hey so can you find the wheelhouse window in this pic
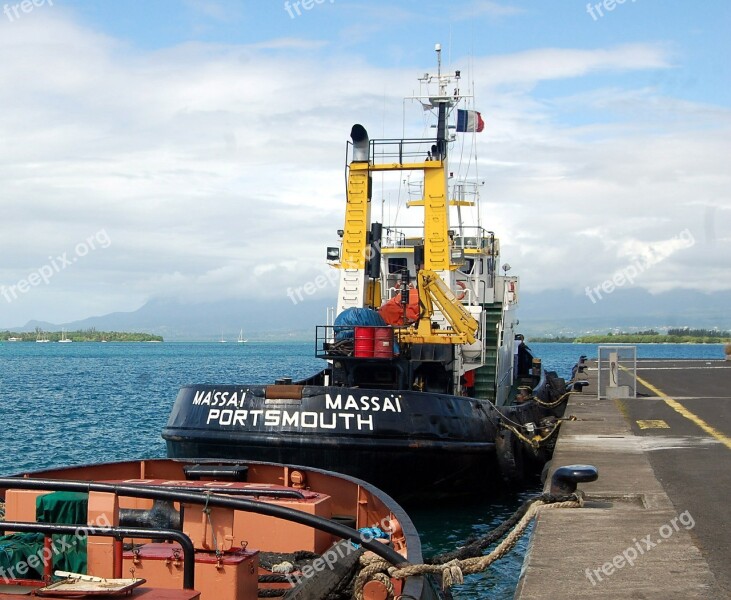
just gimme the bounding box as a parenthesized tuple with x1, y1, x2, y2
(388, 258, 409, 275)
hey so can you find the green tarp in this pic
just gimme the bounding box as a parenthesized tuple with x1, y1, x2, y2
(0, 492, 89, 580)
(36, 492, 88, 527)
(0, 533, 47, 579)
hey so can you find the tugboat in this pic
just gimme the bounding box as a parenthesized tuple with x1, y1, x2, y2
(0, 458, 443, 600)
(163, 46, 574, 500)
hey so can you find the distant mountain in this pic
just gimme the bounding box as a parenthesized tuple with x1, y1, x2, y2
(7, 296, 332, 341)
(517, 288, 731, 336)
(5, 288, 731, 341)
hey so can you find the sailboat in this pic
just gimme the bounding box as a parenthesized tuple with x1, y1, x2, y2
(35, 331, 50, 343)
(237, 328, 247, 343)
(58, 328, 73, 343)
(219, 330, 227, 343)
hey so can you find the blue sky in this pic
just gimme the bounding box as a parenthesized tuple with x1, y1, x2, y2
(58, 0, 730, 106)
(1, 0, 729, 326)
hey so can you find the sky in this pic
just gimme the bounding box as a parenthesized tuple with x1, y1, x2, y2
(0, 0, 729, 327)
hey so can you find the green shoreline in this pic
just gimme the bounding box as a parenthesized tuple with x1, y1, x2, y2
(530, 336, 731, 344)
(530, 328, 731, 344)
(2, 330, 163, 342)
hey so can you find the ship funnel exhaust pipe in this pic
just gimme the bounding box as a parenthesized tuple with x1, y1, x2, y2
(351, 124, 369, 162)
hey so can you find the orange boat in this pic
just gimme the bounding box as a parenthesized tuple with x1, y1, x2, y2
(0, 459, 443, 600)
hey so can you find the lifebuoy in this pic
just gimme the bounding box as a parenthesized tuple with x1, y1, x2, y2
(455, 280, 467, 301)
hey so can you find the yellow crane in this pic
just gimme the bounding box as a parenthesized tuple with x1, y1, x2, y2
(396, 270, 479, 346)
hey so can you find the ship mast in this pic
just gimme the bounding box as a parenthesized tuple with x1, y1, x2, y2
(415, 43, 461, 278)
(434, 43, 448, 161)
(333, 44, 469, 317)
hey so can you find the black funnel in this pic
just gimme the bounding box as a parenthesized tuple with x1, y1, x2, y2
(351, 124, 369, 162)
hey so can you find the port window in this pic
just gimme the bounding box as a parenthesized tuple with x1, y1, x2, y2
(388, 258, 409, 275)
(459, 258, 483, 275)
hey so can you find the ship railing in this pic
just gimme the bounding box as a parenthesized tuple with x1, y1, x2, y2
(316, 325, 397, 359)
(382, 226, 409, 247)
(382, 278, 477, 306)
(481, 306, 488, 366)
(317, 325, 361, 359)
(498, 366, 514, 388)
(381, 225, 424, 248)
(0, 477, 409, 580)
(347, 137, 439, 166)
(383, 287, 476, 312)
(452, 227, 496, 253)
(326, 306, 336, 338)
(2, 520, 196, 589)
(380, 226, 495, 253)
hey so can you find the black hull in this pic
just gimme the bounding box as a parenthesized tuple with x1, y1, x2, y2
(163, 385, 556, 502)
(165, 433, 499, 502)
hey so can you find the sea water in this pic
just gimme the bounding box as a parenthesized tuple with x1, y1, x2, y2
(0, 341, 725, 597)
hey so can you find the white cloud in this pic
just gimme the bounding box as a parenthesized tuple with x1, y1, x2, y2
(183, 0, 232, 21)
(0, 13, 729, 326)
(470, 44, 674, 87)
(453, 1, 526, 20)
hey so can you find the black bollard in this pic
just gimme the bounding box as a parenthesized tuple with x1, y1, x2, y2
(550, 464, 598, 496)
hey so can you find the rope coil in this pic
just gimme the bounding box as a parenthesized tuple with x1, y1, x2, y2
(353, 492, 584, 599)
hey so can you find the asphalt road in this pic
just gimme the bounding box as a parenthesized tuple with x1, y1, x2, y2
(618, 359, 731, 596)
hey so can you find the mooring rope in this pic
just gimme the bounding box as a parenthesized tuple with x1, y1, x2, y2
(425, 491, 563, 565)
(500, 418, 562, 450)
(500, 420, 543, 449)
(530, 389, 576, 409)
(257, 590, 286, 598)
(353, 493, 584, 599)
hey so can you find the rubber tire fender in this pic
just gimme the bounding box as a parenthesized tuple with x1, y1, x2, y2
(496, 428, 525, 484)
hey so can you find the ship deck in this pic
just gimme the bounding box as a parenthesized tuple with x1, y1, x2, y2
(515, 357, 730, 599)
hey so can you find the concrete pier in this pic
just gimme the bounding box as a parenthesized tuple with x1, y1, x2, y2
(515, 358, 730, 599)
